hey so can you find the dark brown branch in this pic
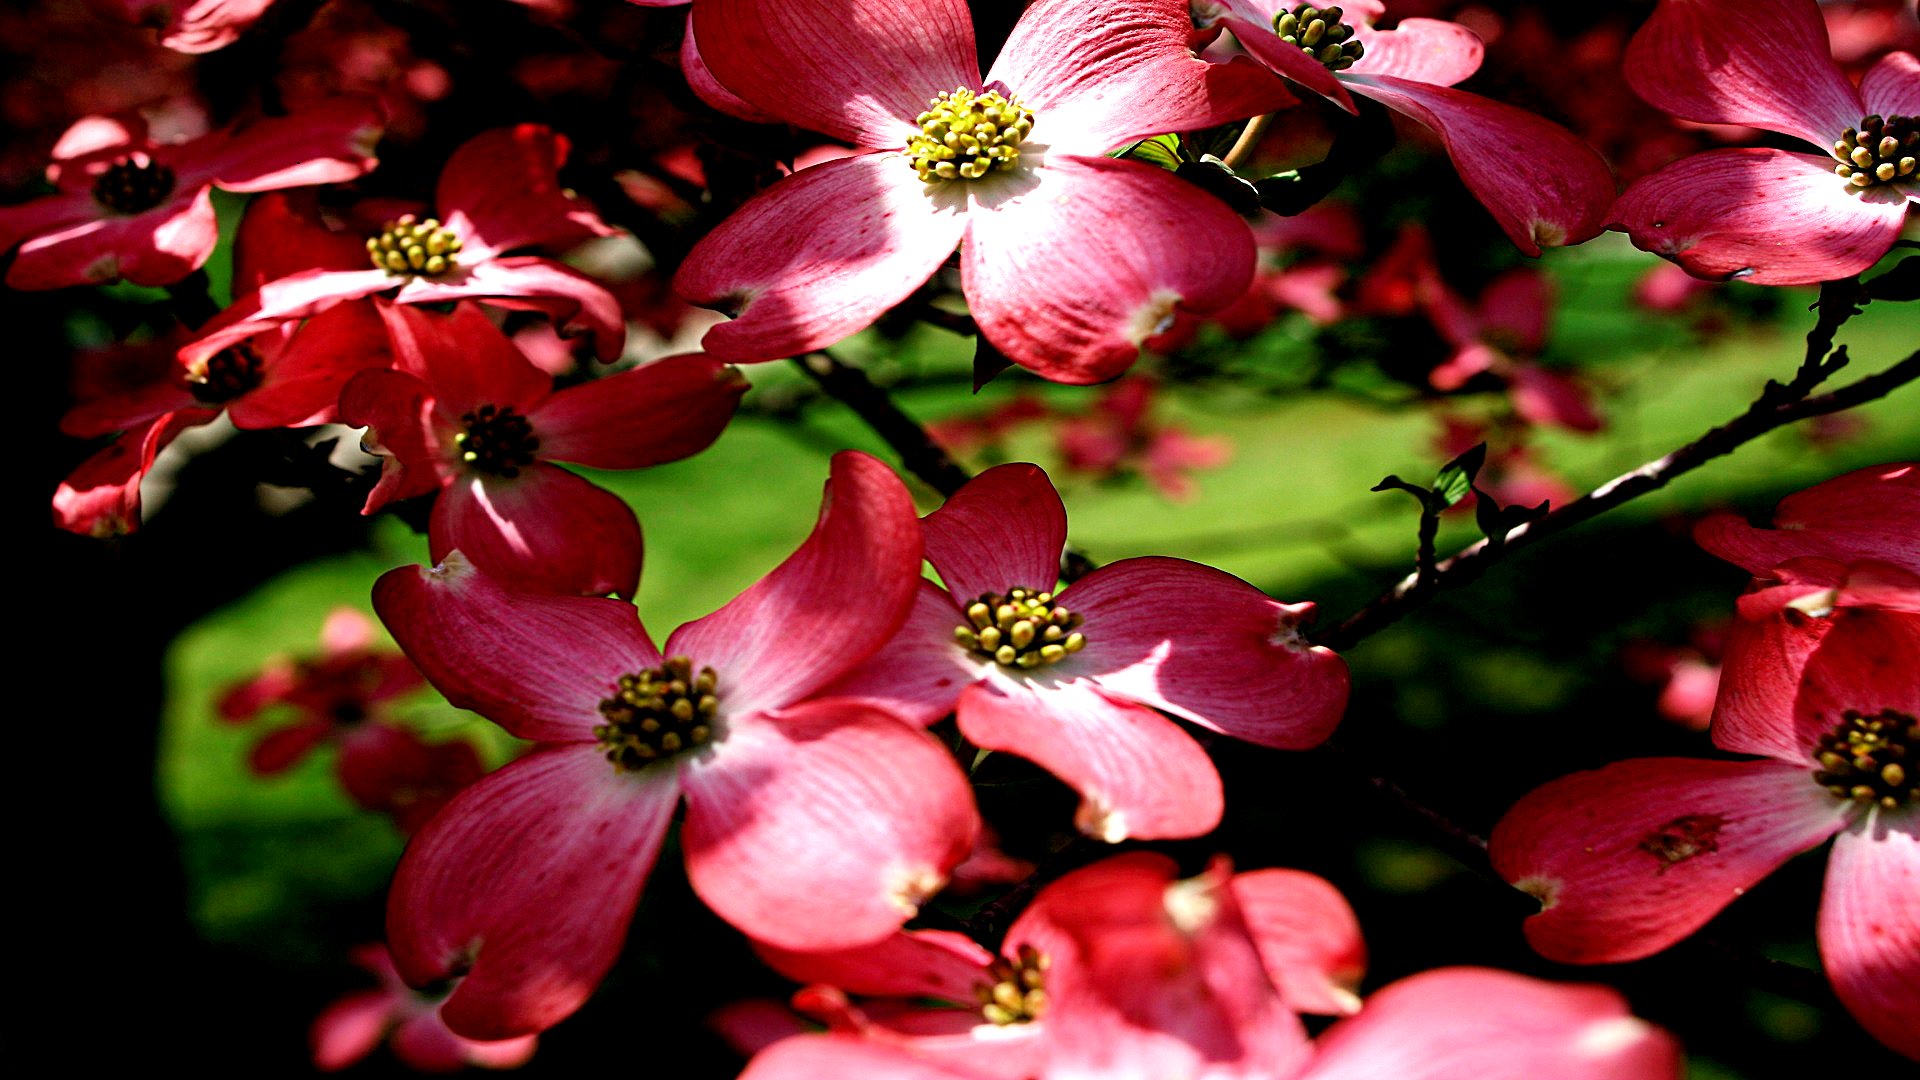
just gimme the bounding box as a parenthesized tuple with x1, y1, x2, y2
(1315, 343, 1917, 653)
(794, 352, 974, 497)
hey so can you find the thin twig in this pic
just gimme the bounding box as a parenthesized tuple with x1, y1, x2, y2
(1221, 113, 1276, 171)
(1315, 343, 1915, 653)
(793, 352, 974, 496)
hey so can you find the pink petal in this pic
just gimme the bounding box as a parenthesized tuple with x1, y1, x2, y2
(1294, 968, 1684, 1080)
(963, 155, 1255, 384)
(229, 303, 395, 430)
(1709, 609, 1835, 762)
(230, 192, 369, 290)
(310, 990, 393, 1072)
(988, 0, 1295, 156)
(193, 98, 383, 192)
(741, 1037, 992, 1080)
(1220, 14, 1357, 113)
(371, 553, 662, 743)
(1346, 76, 1616, 254)
(1793, 608, 1920, 743)
(958, 679, 1223, 842)
(681, 17, 782, 123)
(528, 354, 745, 469)
(922, 462, 1067, 606)
(0, 191, 97, 260)
(689, 0, 978, 147)
(429, 466, 645, 599)
(178, 268, 396, 368)
(1350, 17, 1485, 87)
(753, 929, 994, 1004)
(148, 0, 277, 54)
(1229, 869, 1366, 1015)
(1622, 0, 1860, 146)
(336, 368, 449, 514)
(52, 408, 217, 537)
(1477, 268, 1552, 350)
(680, 700, 979, 950)
(1036, 853, 1313, 1080)
(1695, 463, 1920, 578)
(388, 1012, 478, 1072)
(387, 744, 680, 1039)
(418, 257, 628, 363)
(436, 125, 616, 261)
(250, 718, 335, 774)
(1510, 365, 1602, 433)
(1861, 51, 1920, 119)
(6, 186, 217, 289)
(676, 153, 968, 362)
(666, 451, 922, 716)
(817, 582, 987, 726)
(379, 301, 552, 419)
(1068, 557, 1350, 750)
(1608, 149, 1909, 285)
(1819, 816, 1920, 1062)
(60, 377, 196, 440)
(1487, 757, 1852, 964)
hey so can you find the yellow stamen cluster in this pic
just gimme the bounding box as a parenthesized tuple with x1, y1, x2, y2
(906, 89, 1034, 184)
(92, 154, 176, 214)
(954, 587, 1086, 670)
(1813, 709, 1916, 810)
(595, 657, 720, 771)
(975, 944, 1049, 1026)
(187, 345, 264, 404)
(1832, 115, 1918, 188)
(455, 404, 539, 478)
(368, 214, 463, 275)
(1272, 4, 1366, 71)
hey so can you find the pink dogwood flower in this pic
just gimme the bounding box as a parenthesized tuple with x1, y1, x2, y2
(676, 0, 1294, 384)
(1419, 264, 1602, 434)
(371, 452, 981, 1038)
(741, 854, 1680, 1080)
(0, 98, 381, 290)
(181, 124, 626, 368)
(825, 463, 1350, 843)
(751, 854, 1365, 1079)
(312, 944, 538, 1072)
(340, 300, 745, 598)
(1193, 0, 1616, 254)
(1490, 464, 1920, 1062)
(1610, 0, 1919, 285)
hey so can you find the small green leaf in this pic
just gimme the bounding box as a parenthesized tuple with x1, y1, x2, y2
(1432, 443, 1487, 508)
(1115, 133, 1185, 171)
(1474, 489, 1550, 548)
(1372, 475, 1432, 505)
(1176, 157, 1262, 215)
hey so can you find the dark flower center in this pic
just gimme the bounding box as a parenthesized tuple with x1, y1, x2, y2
(953, 587, 1086, 670)
(455, 404, 539, 477)
(1831, 114, 1918, 189)
(91, 154, 177, 215)
(1272, 4, 1365, 71)
(1813, 709, 1916, 810)
(595, 657, 720, 771)
(906, 89, 1034, 184)
(368, 214, 463, 276)
(188, 345, 264, 404)
(975, 944, 1049, 1026)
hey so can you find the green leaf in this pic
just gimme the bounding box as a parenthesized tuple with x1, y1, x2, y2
(1432, 443, 1487, 508)
(1474, 488, 1551, 548)
(1115, 133, 1184, 172)
(1176, 157, 1262, 216)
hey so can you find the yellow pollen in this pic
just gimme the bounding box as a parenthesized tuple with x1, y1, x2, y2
(1812, 709, 1917, 810)
(974, 944, 1050, 1026)
(953, 587, 1085, 670)
(594, 657, 720, 771)
(368, 213, 463, 276)
(1272, 4, 1366, 70)
(1831, 115, 1918, 189)
(906, 89, 1034, 184)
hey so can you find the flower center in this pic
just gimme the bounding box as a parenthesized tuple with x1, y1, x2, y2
(1272, 4, 1365, 70)
(953, 587, 1086, 670)
(975, 944, 1049, 1026)
(1813, 709, 1916, 810)
(367, 214, 463, 276)
(91, 153, 176, 215)
(906, 89, 1034, 184)
(187, 345, 264, 404)
(1832, 114, 1918, 188)
(455, 404, 539, 477)
(594, 657, 720, 771)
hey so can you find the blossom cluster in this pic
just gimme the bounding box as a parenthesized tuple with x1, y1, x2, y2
(15, 0, 1918, 1074)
